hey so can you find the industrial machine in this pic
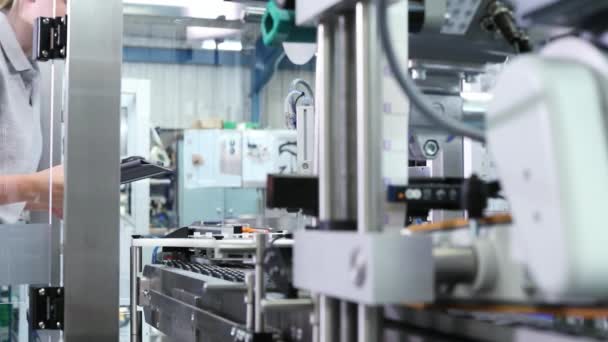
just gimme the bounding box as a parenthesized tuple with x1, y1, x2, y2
(123, 0, 608, 341)
(3, 0, 606, 340)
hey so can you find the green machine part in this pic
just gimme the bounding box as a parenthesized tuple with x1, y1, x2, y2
(0, 287, 11, 341)
(261, 0, 317, 46)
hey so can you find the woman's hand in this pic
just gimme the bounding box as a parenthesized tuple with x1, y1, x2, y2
(24, 165, 64, 217)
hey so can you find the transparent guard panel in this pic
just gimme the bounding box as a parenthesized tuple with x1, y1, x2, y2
(0, 0, 65, 340)
(120, 1, 315, 340)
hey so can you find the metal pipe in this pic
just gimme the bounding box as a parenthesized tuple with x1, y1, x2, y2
(131, 238, 292, 249)
(130, 246, 142, 340)
(319, 295, 340, 342)
(434, 247, 478, 284)
(356, 0, 383, 234)
(358, 305, 382, 342)
(356, 2, 384, 341)
(311, 294, 321, 342)
(261, 298, 315, 312)
(245, 272, 255, 331)
(254, 234, 267, 333)
(332, 12, 358, 221)
(316, 19, 343, 342)
(340, 301, 358, 342)
(318, 21, 334, 222)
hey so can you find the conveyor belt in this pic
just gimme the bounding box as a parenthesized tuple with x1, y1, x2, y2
(163, 260, 249, 283)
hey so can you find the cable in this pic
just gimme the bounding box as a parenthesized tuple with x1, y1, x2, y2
(486, 1, 533, 53)
(289, 78, 314, 100)
(376, 0, 486, 142)
(406, 213, 512, 233)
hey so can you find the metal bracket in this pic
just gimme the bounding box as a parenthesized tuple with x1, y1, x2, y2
(29, 287, 64, 330)
(33, 16, 68, 61)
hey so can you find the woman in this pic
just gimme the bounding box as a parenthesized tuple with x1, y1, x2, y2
(0, 0, 65, 222)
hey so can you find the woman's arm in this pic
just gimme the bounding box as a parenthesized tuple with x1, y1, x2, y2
(0, 174, 37, 204)
(0, 166, 64, 210)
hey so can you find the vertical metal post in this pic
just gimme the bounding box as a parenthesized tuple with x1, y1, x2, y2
(356, 1, 384, 233)
(356, 1, 384, 341)
(332, 12, 358, 222)
(317, 21, 334, 222)
(254, 234, 267, 333)
(63, 0, 122, 340)
(358, 306, 382, 342)
(245, 272, 255, 331)
(317, 13, 363, 340)
(310, 294, 321, 342)
(130, 246, 142, 341)
(319, 295, 339, 342)
(340, 301, 358, 342)
(316, 20, 341, 342)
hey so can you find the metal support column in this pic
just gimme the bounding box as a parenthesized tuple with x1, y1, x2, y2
(340, 301, 358, 342)
(319, 295, 339, 342)
(317, 9, 361, 340)
(254, 233, 268, 333)
(316, 21, 342, 342)
(356, 1, 384, 341)
(245, 272, 255, 331)
(130, 246, 142, 341)
(63, 0, 123, 340)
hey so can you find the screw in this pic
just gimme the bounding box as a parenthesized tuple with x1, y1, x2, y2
(423, 140, 440, 158)
(38, 288, 46, 296)
(56, 322, 62, 329)
(56, 288, 62, 295)
(349, 247, 367, 288)
(41, 50, 49, 58)
(60, 47, 66, 56)
(42, 18, 50, 24)
(38, 322, 45, 329)
(302, 162, 309, 170)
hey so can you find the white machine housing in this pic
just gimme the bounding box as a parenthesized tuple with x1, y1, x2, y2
(487, 38, 608, 302)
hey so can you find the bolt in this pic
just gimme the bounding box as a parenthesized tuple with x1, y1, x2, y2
(38, 288, 46, 296)
(42, 18, 50, 24)
(411, 68, 427, 81)
(349, 247, 367, 288)
(302, 162, 309, 170)
(431, 102, 445, 114)
(56, 288, 62, 295)
(60, 47, 66, 56)
(56, 322, 62, 329)
(423, 140, 440, 158)
(41, 50, 49, 58)
(38, 322, 45, 329)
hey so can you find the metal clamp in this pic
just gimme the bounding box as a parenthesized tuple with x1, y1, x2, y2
(29, 287, 64, 330)
(33, 16, 68, 61)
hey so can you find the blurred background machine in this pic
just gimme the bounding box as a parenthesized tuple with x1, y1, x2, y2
(125, 0, 608, 342)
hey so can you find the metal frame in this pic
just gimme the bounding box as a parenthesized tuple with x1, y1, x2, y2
(62, 0, 123, 340)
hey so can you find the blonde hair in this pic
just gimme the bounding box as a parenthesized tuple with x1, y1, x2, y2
(0, 0, 13, 10)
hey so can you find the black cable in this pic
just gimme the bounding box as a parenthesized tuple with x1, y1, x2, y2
(376, 0, 486, 142)
(488, 1, 533, 53)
